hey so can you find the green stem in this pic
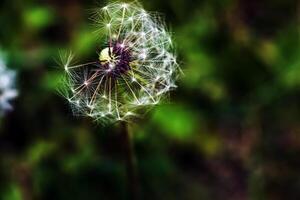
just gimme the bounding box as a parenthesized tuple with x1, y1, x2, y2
(14, 162, 33, 200)
(121, 122, 140, 200)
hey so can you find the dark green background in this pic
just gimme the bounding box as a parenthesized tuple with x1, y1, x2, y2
(0, 0, 299, 199)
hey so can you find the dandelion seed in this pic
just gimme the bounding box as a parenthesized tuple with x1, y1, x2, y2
(59, 1, 180, 123)
(0, 55, 18, 115)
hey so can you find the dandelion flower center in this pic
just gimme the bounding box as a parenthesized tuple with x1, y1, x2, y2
(99, 40, 132, 77)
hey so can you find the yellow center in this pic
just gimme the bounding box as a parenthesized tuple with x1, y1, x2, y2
(99, 47, 114, 64)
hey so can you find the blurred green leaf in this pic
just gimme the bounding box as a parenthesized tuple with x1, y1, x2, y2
(41, 71, 64, 91)
(275, 27, 300, 88)
(152, 104, 199, 140)
(196, 133, 222, 156)
(62, 147, 95, 173)
(281, 59, 300, 88)
(73, 29, 98, 56)
(26, 141, 56, 166)
(2, 184, 22, 200)
(183, 52, 215, 87)
(24, 7, 54, 29)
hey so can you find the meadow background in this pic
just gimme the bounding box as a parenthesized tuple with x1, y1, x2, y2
(0, 0, 299, 199)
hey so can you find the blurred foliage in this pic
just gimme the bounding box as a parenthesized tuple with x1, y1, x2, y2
(0, 0, 300, 199)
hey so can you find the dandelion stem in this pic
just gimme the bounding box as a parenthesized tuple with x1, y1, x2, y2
(14, 162, 33, 200)
(121, 122, 140, 200)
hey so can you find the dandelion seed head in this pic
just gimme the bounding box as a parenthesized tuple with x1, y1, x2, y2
(0, 56, 18, 115)
(60, 1, 180, 123)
